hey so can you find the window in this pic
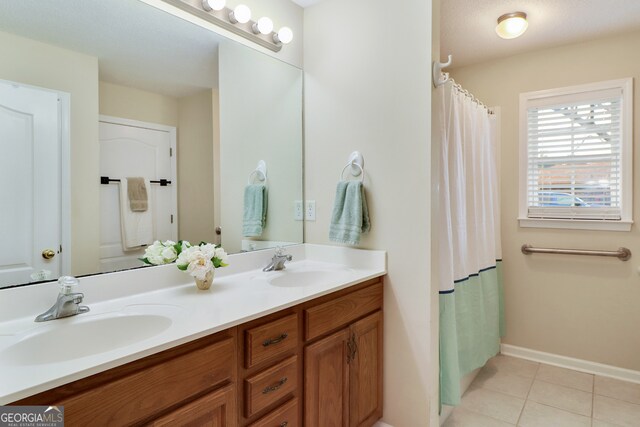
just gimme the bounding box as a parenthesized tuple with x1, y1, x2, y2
(519, 79, 633, 231)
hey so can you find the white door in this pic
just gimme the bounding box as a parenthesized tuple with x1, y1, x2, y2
(0, 81, 65, 286)
(99, 116, 177, 272)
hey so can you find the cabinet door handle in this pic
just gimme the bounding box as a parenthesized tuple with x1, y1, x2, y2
(280, 422, 288, 427)
(347, 333, 358, 363)
(263, 333, 288, 347)
(262, 377, 288, 394)
(352, 333, 358, 359)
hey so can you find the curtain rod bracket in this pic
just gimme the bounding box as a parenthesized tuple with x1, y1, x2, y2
(433, 54, 453, 87)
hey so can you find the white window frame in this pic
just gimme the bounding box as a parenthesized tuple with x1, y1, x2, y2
(518, 78, 633, 231)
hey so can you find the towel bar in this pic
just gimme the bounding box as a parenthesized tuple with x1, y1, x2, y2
(521, 244, 631, 261)
(100, 176, 172, 186)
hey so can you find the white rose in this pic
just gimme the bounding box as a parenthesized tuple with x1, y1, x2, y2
(144, 241, 167, 265)
(187, 255, 213, 280)
(161, 246, 177, 263)
(176, 245, 200, 268)
(200, 243, 217, 260)
(163, 240, 176, 247)
(214, 247, 228, 263)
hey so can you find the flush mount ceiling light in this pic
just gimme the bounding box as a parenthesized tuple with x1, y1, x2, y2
(162, 0, 292, 52)
(495, 11, 528, 39)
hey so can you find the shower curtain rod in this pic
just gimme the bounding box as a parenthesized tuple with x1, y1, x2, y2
(433, 55, 494, 114)
(449, 78, 494, 115)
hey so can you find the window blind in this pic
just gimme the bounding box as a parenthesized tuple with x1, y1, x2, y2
(526, 93, 623, 221)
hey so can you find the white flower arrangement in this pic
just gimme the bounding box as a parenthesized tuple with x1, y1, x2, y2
(141, 240, 179, 265)
(141, 240, 229, 280)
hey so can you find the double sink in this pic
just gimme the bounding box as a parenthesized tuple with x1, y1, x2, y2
(0, 263, 354, 366)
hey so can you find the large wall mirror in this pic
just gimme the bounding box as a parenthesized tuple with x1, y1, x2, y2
(0, 0, 303, 289)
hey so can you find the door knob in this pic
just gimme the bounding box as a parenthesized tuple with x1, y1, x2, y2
(42, 249, 56, 260)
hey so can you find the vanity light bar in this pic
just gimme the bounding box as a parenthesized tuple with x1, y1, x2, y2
(160, 0, 292, 52)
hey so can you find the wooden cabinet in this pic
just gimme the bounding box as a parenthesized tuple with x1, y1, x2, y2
(151, 384, 237, 427)
(304, 328, 351, 426)
(304, 281, 383, 427)
(12, 278, 384, 427)
(238, 310, 301, 426)
(14, 330, 237, 427)
(349, 311, 383, 427)
(248, 398, 298, 427)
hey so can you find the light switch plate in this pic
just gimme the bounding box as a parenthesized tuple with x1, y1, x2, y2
(305, 200, 316, 221)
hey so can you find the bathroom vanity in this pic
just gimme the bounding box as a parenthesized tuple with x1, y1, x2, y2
(0, 245, 385, 427)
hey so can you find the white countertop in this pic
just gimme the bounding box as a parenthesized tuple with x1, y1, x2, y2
(0, 244, 386, 404)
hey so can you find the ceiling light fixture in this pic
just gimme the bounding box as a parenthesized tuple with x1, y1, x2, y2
(495, 12, 528, 39)
(160, 0, 290, 52)
(253, 17, 274, 35)
(229, 4, 251, 24)
(273, 27, 293, 45)
(201, 0, 225, 12)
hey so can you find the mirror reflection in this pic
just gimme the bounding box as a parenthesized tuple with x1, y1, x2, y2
(0, 0, 303, 289)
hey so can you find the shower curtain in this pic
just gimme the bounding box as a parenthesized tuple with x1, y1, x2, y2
(438, 80, 504, 406)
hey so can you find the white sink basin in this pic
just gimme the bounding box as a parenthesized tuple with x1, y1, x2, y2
(0, 313, 173, 365)
(268, 270, 352, 287)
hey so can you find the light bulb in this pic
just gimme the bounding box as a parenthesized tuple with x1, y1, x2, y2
(202, 0, 225, 11)
(252, 17, 274, 35)
(229, 4, 251, 24)
(495, 12, 528, 39)
(273, 26, 293, 44)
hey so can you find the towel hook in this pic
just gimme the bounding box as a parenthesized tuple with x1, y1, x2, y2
(248, 160, 267, 185)
(339, 151, 365, 182)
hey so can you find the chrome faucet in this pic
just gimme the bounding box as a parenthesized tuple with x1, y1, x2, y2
(35, 276, 90, 322)
(263, 248, 293, 272)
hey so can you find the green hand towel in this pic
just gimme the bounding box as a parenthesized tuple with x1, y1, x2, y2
(243, 184, 267, 237)
(329, 180, 370, 245)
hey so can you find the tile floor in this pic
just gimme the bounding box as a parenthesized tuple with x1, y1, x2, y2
(443, 355, 640, 427)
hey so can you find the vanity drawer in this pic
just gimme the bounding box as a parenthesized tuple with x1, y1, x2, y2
(304, 282, 383, 341)
(248, 397, 298, 427)
(245, 313, 298, 369)
(60, 335, 235, 426)
(244, 355, 298, 418)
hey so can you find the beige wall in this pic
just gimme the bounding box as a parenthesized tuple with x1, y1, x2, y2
(304, 0, 434, 425)
(451, 30, 640, 371)
(99, 81, 178, 127)
(0, 30, 100, 277)
(177, 90, 216, 243)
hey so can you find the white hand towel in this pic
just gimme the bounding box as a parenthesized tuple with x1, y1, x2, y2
(119, 178, 154, 251)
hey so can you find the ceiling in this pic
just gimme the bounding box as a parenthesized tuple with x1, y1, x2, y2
(0, 0, 224, 97)
(441, 0, 640, 68)
(290, 0, 324, 7)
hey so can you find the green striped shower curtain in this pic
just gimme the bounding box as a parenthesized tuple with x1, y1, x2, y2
(438, 80, 504, 406)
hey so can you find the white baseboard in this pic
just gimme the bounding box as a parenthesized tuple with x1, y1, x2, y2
(372, 422, 393, 427)
(501, 343, 640, 384)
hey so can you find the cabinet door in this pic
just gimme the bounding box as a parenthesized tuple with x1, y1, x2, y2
(349, 311, 383, 427)
(304, 328, 350, 427)
(151, 384, 237, 427)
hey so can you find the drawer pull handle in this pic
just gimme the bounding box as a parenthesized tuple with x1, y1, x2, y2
(280, 422, 288, 427)
(263, 333, 288, 347)
(262, 377, 288, 394)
